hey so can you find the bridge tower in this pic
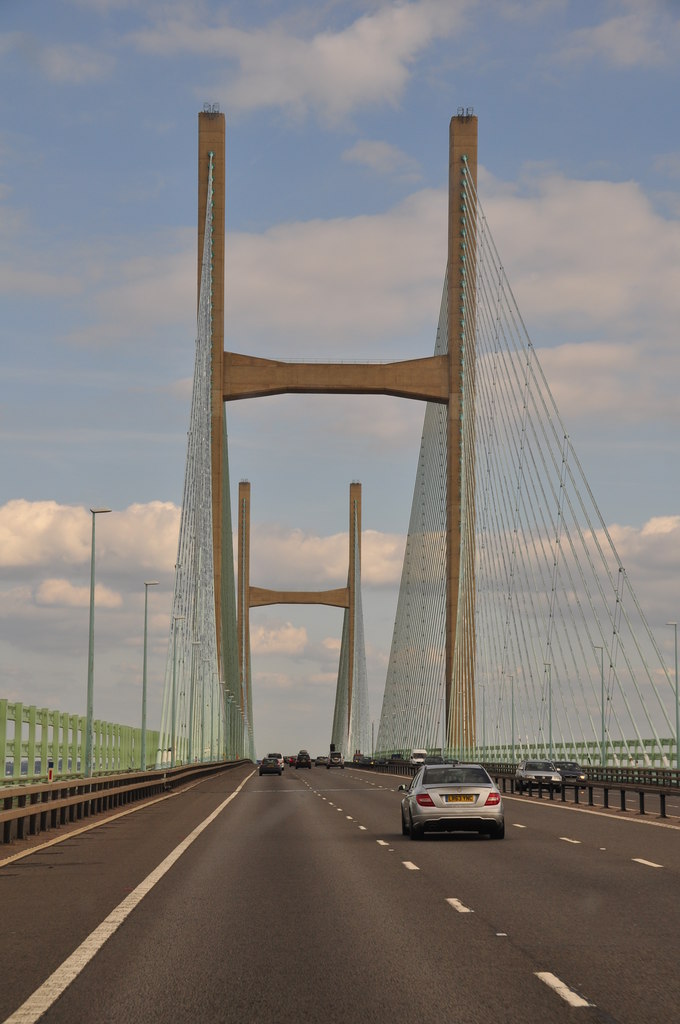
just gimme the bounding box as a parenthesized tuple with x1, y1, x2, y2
(194, 111, 478, 754)
(237, 481, 369, 755)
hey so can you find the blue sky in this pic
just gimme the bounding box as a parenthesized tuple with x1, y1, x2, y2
(1, 0, 679, 758)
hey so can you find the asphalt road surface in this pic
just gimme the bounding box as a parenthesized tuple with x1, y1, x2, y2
(1, 764, 679, 1023)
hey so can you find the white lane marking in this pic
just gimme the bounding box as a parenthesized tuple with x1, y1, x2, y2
(446, 897, 473, 914)
(358, 825, 367, 830)
(512, 823, 527, 829)
(633, 857, 663, 868)
(496, 932, 507, 937)
(2, 770, 256, 1024)
(376, 840, 389, 846)
(535, 972, 593, 1008)
(559, 836, 581, 844)
(402, 861, 420, 871)
(346, 815, 353, 820)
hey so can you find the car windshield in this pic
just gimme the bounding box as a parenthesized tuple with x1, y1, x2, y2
(555, 761, 579, 769)
(526, 761, 554, 770)
(423, 767, 490, 786)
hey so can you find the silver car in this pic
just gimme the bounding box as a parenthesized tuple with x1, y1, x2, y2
(514, 759, 562, 791)
(399, 764, 504, 840)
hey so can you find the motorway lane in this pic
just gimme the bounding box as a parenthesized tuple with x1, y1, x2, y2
(2, 766, 599, 1024)
(3, 765, 679, 1023)
(0, 765, 255, 1021)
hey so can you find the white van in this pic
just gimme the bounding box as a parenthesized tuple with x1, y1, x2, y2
(410, 748, 428, 766)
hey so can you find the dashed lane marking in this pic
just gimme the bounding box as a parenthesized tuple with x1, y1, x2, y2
(559, 837, 581, 844)
(446, 897, 473, 914)
(535, 972, 593, 1008)
(402, 861, 420, 871)
(632, 857, 663, 868)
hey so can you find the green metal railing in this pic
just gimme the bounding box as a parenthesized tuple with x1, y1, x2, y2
(0, 699, 161, 784)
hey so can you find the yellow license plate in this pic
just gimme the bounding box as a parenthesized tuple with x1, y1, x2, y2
(445, 794, 474, 803)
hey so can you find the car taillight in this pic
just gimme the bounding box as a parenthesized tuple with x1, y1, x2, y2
(416, 793, 435, 807)
(484, 792, 501, 806)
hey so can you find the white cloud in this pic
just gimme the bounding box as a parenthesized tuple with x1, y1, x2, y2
(555, 5, 679, 69)
(130, 0, 470, 121)
(342, 139, 422, 182)
(36, 578, 122, 609)
(250, 622, 308, 655)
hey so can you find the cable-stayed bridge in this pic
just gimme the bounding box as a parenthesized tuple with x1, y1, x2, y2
(157, 109, 676, 771)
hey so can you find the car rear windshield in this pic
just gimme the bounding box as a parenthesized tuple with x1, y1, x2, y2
(424, 767, 490, 785)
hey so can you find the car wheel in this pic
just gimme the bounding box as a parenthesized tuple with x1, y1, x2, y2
(401, 808, 409, 836)
(490, 822, 505, 840)
(409, 812, 423, 840)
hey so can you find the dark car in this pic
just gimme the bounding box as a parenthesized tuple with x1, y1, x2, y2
(554, 760, 588, 787)
(259, 756, 282, 776)
(296, 750, 312, 769)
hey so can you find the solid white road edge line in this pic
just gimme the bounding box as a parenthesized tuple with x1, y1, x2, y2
(535, 971, 593, 1008)
(2, 770, 256, 1024)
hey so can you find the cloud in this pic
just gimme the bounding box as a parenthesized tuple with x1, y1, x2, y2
(555, 5, 679, 69)
(342, 139, 422, 182)
(250, 622, 308, 655)
(36, 578, 122, 609)
(0, 499, 180, 573)
(248, 524, 405, 589)
(129, 0, 469, 121)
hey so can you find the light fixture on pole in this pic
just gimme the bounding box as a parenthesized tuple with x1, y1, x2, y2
(171, 615, 185, 768)
(85, 507, 111, 778)
(141, 581, 159, 770)
(667, 622, 679, 770)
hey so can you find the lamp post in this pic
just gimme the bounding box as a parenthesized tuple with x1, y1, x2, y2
(667, 622, 679, 770)
(510, 677, 515, 763)
(594, 645, 605, 767)
(85, 507, 111, 777)
(480, 685, 486, 761)
(171, 615, 185, 768)
(189, 640, 201, 763)
(544, 663, 552, 759)
(141, 581, 159, 770)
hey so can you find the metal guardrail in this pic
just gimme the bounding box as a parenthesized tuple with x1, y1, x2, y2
(360, 761, 680, 819)
(0, 760, 251, 847)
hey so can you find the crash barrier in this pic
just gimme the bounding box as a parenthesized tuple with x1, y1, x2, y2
(0, 759, 251, 847)
(362, 761, 680, 819)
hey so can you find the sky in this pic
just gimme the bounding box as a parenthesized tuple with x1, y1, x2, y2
(1, 0, 680, 760)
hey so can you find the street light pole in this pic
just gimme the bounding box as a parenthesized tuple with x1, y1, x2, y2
(544, 663, 552, 759)
(510, 677, 515, 763)
(171, 615, 185, 768)
(85, 507, 111, 777)
(667, 622, 679, 770)
(594, 645, 605, 767)
(141, 581, 159, 770)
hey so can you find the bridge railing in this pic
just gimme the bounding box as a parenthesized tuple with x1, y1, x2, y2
(357, 760, 680, 819)
(0, 759, 252, 848)
(1, 699, 161, 782)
